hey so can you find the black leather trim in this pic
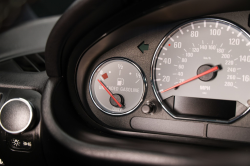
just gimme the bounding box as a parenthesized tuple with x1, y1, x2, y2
(45, 0, 129, 77)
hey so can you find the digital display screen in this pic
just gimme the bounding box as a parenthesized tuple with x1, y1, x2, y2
(165, 96, 238, 120)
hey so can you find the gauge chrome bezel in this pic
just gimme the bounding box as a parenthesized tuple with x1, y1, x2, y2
(89, 57, 147, 116)
(0, 98, 33, 134)
(151, 17, 250, 123)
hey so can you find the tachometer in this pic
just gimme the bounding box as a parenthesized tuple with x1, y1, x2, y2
(151, 18, 250, 123)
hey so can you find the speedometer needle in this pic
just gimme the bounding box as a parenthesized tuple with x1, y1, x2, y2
(160, 65, 219, 93)
(97, 79, 123, 108)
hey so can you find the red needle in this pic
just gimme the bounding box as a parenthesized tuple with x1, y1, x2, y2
(160, 66, 219, 93)
(97, 79, 122, 108)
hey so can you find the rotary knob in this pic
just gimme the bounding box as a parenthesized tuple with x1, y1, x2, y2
(141, 102, 155, 114)
(0, 98, 35, 134)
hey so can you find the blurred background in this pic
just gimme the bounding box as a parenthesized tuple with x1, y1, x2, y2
(0, 0, 75, 33)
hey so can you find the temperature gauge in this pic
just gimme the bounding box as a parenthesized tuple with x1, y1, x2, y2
(89, 58, 146, 115)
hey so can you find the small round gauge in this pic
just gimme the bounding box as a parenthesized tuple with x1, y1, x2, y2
(89, 58, 146, 115)
(151, 18, 250, 123)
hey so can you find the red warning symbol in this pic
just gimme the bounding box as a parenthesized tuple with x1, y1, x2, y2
(102, 73, 108, 80)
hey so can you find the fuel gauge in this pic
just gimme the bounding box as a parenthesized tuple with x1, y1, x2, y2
(89, 58, 146, 115)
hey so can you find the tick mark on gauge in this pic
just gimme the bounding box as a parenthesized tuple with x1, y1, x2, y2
(237, 32, 242, 37)
(228, 49, 232, 53)
(191, 22, 194, 29)
(179, 28, 184, 34)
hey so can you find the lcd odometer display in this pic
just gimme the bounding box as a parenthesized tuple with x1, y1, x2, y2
(151, 18, 250, 122)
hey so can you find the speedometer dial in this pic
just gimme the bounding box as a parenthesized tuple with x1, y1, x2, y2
(151, 18, 250, 123)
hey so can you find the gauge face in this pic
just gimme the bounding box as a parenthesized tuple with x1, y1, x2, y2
(90, 58, 146, 115)
(152, 18, 250, 122)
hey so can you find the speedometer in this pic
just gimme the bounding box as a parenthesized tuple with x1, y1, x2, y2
(151, 18, 250, 123)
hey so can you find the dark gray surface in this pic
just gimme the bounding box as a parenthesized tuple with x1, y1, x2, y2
(0, 16, 59, 62)
(131, 117, 205, 137)
(207, 124, 250, 142)
(0, 71, 48, 94)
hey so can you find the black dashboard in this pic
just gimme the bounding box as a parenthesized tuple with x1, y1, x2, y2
(1, 0, 250, 165)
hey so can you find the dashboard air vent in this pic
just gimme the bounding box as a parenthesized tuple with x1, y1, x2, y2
(0, 53, 45, 72)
